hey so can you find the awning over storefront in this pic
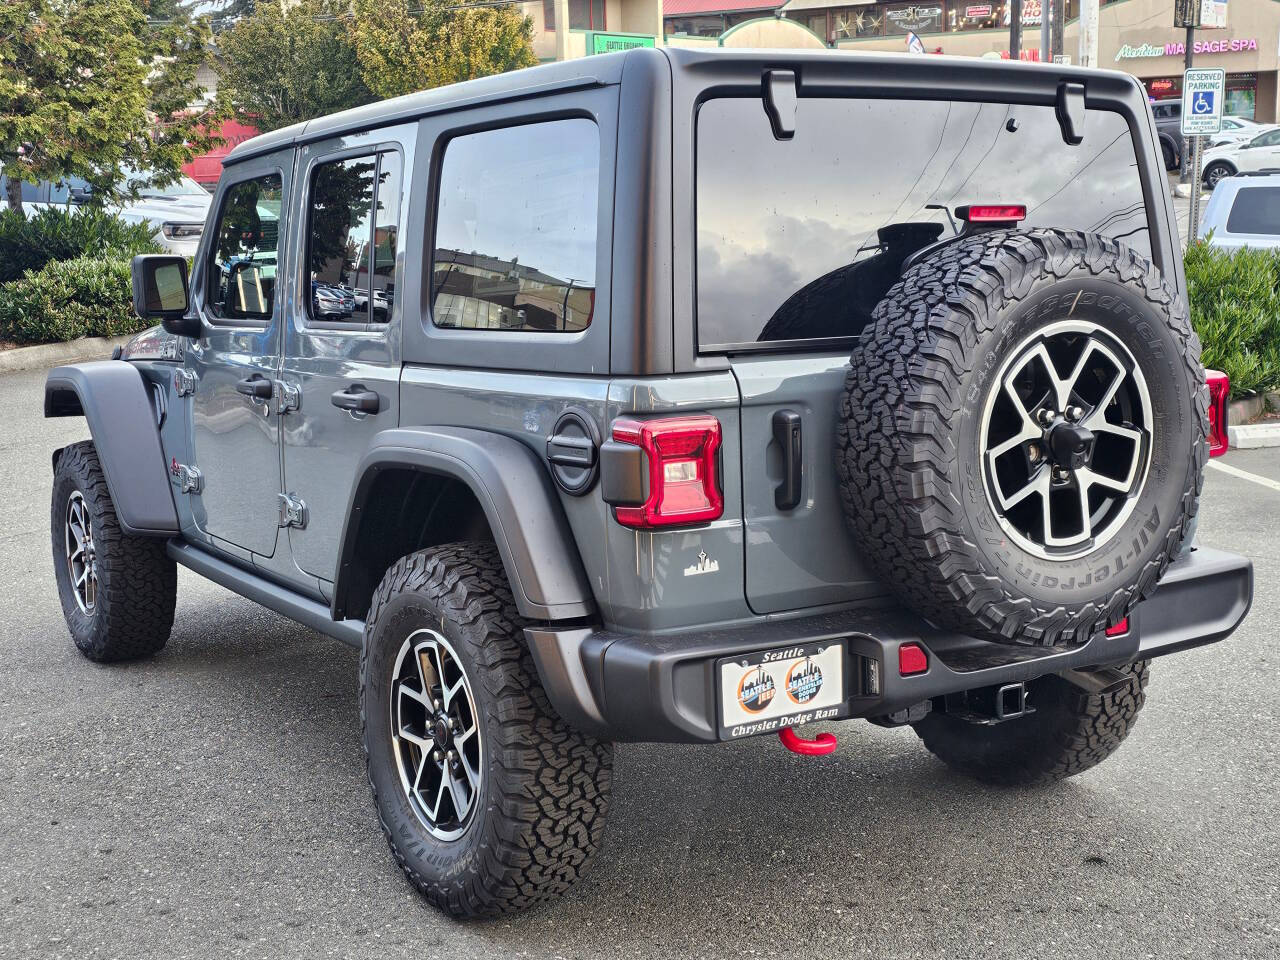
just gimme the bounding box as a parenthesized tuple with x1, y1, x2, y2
(664, 0, 782, 15)
(779, 0, 874, 12)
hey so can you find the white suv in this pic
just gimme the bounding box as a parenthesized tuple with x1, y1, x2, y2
(1, 171, 211, 257)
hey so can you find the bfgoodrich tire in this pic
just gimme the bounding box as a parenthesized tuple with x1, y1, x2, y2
(913, 660, 1150, 785)
(51, 441, 176, 662)
(837, 230, 1207, 646)
(360, 542, 613, 918)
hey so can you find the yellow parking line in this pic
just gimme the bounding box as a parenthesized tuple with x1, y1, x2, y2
(1207, 458, 1280, 493)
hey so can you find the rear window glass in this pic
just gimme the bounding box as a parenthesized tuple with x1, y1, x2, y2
(1226, 187, 1280, 235)
(431, 118, 598, 333)
(696, 98, 1152, 350)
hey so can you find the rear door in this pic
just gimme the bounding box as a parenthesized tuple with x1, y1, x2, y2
(693, 94, 1159, 615)
(279, 125, 412, 585)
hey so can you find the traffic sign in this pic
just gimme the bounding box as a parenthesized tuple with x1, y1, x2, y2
(1181, 68, 1225, 136)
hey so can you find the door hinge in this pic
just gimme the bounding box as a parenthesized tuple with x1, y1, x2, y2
(169, 459, 203, 494)
(275, 380, 301, 415)
(278, 493, 308, 529)
(173, 368, 197, 397)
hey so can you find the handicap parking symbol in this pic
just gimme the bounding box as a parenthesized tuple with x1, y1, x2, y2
(1192, 90, 1216, 115)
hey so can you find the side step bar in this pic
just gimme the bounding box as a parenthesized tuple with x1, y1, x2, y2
(167, 540, 365, 648)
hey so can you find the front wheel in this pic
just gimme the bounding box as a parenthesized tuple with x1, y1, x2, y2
(913, 660, 1150, 785)
(360, 542, 613, 918)
(51, 441, 176, 662)
(1204, 161, 1234, 189)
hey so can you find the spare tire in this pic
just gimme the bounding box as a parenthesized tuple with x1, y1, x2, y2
(836, 229, 1207, 646)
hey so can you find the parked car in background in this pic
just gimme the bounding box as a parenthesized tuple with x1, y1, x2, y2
(1200, 128, 1280, 188)
(1197, 173, 1280, 249)
(1208, 116, 1268, 148)
(0, 170, 211, 257)
(1151, 98, 1184, 169)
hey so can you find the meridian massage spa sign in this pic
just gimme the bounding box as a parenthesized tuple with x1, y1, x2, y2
(1115, 37, 1257, 62)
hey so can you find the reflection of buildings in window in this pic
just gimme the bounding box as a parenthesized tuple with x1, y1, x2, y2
(432, 249, 594, 332)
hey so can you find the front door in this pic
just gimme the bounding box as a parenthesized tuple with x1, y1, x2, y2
(185, 157, 290, 557)
(279, 129, 412, 584)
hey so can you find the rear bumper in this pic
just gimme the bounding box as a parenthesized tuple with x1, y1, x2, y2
(526, 546, 1252, 743)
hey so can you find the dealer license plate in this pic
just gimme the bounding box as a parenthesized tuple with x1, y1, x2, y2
(717, 642, 848, 740)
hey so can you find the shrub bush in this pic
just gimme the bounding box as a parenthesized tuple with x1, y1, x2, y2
(1185, 240, 1280, 399)
(0, 257, 148, 345)
(0, 206, 161, 284)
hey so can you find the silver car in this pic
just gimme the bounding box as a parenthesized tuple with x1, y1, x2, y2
(1197, 172, 1280, 249)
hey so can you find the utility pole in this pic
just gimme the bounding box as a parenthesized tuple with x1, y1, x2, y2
(1009, 0, 1023, 61)
(1078, 0, 1099, 68)
(1039, 0, 1051, 64)
(1051, 0, 1065, 61)
(555, 0, 570, 62)
(1179, 21, 1195, 184)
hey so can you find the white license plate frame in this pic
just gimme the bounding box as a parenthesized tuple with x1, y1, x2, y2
(716, 642, 848, 740)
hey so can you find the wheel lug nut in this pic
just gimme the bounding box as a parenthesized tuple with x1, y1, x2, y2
(432, 749, 443, 762)
(1067, 405, 1084, 422)
(1038, 409, 1057, 426)
(446, 750, 456, 764)
(432, 699, 442, 711)
(1027, 443, 1041, 463)
(1054, 467, 1070, 481)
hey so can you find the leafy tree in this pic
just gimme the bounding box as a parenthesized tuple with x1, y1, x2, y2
(351, 0, 538, 100)
(0, 0, 223, 212)
(215, 0, 374, 133)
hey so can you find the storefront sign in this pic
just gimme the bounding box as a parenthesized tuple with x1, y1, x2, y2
(1201, 0, 1228, 30)
(885, 4, 944, 35)
(965, 4, 993, 17)
(589, 32, 655, 54)
(1003, 0, 1041, 27)
(1115, 37, 1257, 61)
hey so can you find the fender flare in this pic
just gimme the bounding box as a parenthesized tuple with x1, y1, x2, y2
(333, 427, 596, 622)
(44, 361, 179, 537)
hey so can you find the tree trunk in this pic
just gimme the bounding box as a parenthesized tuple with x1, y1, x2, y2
(4, 175, 24, 214)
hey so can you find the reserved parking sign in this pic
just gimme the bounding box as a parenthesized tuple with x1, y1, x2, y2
(1182, 68, 1225, 135)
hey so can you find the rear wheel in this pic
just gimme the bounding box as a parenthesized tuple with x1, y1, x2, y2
(913, 660, 1150, 785)
(51, 441, 176, 662)
(360, 542, 613, 917)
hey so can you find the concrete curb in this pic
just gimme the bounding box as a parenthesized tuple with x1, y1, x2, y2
(1228, 422, 1280, 449)
(0, 334, 133, 374)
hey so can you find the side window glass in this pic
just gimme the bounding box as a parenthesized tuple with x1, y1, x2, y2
(431, 119, 599, 333)
(308, 156, 376, 323)
(371, 151, 402, 323)
(208, 173, 283, 321)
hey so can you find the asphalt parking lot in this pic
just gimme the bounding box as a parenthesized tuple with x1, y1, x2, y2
(1, 365, 1277, 960)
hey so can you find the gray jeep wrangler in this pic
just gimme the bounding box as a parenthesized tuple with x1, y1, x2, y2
(45, 49, 1252, 918)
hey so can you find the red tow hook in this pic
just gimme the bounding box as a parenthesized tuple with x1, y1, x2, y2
(778, 726, 837, 756)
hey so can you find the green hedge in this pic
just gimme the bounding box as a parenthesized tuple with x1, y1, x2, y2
(0, 206, 161, 284)
(1186, 241, 1280, 399)
(0, 257, 149, 345)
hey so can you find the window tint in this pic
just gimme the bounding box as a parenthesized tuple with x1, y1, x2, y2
(696, 98, 1152, 349)
(308, 156, 376, 323)
(432, 119, 598, 333)
(208, 173, 282, 321)
(1252, 130, 1280, 148)
(1226, 187, 1280, 235)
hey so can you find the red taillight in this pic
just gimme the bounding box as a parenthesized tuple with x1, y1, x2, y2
(898, 642, 929, 676)
(959, 204, 1027, 224)
(611, 416, 723, 529)
(1206, 369, 1229, 458)
(1105, 617, 1130, 638)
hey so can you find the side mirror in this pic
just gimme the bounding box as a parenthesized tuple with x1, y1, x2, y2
(131, 255, 200, 338)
